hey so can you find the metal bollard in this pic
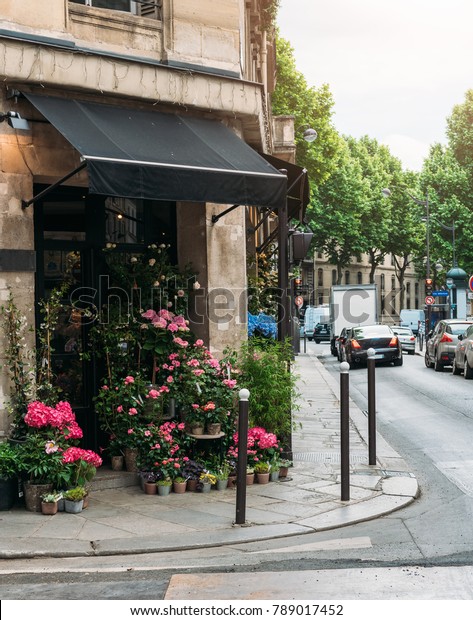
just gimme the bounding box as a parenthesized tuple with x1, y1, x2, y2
(340, 361, 350, 501)
(235, 388, 250, 525)
(367, 348, 376, 466)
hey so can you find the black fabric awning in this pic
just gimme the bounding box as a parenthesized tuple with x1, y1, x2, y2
(260, 153, 310, 222)
(24, 94, 287, 209)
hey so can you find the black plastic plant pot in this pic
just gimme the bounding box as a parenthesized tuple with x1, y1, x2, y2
(0, 478, 17, 510)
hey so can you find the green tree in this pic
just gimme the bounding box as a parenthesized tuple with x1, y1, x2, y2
(446, 89, 473, 182)
(420, 143, 473, 277)
(271, 36, 344, 186)
(308, 143, 367, 283)
(383, 170, 426, 310)
(346, 136, 405, 284)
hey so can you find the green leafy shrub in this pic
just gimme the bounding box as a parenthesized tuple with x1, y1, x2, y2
(237, 337, 300, 438)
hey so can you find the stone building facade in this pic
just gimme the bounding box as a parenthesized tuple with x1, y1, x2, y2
(0, 0, 295, 440)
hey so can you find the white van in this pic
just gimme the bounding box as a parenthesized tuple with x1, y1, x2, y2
(399, 309, 425, 335)
(303, 305, 330, 340)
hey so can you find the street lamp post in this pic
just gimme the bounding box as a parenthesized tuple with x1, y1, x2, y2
(381, 187, 432, 333)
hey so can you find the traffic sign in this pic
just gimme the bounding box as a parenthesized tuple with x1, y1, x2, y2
(432, 290, 449, 297)
(469, 275, 473, 292)
(425, 296, 435, 305)
(294, 295, 304, 307)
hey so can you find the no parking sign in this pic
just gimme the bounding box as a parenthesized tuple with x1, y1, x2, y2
(469, 275, 473, 292)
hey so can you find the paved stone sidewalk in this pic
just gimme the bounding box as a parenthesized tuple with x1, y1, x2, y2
(0, 351, 418, 559)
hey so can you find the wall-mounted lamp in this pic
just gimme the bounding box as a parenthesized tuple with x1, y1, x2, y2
(297, 125, 317, 143)
(0, 111, 30, 131)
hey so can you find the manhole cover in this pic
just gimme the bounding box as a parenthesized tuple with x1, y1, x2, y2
(294, 452, 367, 464)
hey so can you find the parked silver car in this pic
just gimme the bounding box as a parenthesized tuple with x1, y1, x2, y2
(452, 324, 473, 378)
(425, 319, 473, 372)
(392, 326, 416, 355)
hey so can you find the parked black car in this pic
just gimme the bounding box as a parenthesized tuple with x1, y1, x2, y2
(341, 324, 403, 368)
(313, 323, 330, 344)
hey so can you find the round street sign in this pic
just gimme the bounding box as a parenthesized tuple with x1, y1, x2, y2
(469, 275, 473, 292)
(294, 295, 304, 307)
(425, 296, 435, 305)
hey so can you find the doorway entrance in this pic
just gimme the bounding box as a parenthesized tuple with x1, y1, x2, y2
(34, 185, 176, 449)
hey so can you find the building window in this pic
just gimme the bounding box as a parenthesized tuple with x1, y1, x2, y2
(332, 270, 337, 285)
(69, 0, 162, 18)
(381, 295, 385, 313)
(317, 268, 323, 287)
(345, 270, 350, 285)
(381, 274, 385, 291)
(391, 276, 395, 290)
(357, 271, 362, 285)
(317, 251, 323, 259)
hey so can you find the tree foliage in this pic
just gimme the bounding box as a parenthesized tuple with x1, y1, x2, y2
(272, 36, 344, 186)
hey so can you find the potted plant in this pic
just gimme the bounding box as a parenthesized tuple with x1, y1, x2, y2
(215, 461, 231, 491)
(63, 486, 87, 513)
(199, 471, 216, 493)
(279, 458, 292, 479)
(186, 406, 206, 435)
(246, 466, 255, 485)
(182, 459, 205, 492)
(269, 459, 280, 482)
(41, 491, 62, 515)
(0, 442, 23, 510)
(156, 478, 172, 496)
(173, 476, 187, 494)
(141, 471, 157, 495)
(254, 461, 270, 484)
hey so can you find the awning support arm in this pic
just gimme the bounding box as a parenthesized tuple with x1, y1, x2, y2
(211, 204, 241, 224)
(21, 161, 87, 209)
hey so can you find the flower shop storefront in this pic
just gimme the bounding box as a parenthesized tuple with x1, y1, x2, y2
(17, 92, 288, 448)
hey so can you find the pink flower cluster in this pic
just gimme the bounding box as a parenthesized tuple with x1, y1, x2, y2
(25, 401, 83, 440)
(141, 309, 190, 333)
(228, 426, 281, 464)
(62, 447, 102, 468)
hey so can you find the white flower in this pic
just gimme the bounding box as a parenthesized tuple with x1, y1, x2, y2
(177, 289, 185, 297)
(149, 258, 156, 266)
(193, 282, 201, 290)
(160, 243, 166, 249)
(153, 281, 160, 287)
(130, 257, 138, 263)
(167, 301, 173, 308)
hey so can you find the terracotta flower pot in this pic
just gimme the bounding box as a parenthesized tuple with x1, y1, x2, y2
(227, 475, 237, 488)
(41, 501, 58, 515)
(279, 466, 289, 478)
(256, 472, 270, 484)
(144, 482, 157, 495)
(246, 472, 255, 485)
(190, 425, 204, 435)
(173, 480, 187, 494)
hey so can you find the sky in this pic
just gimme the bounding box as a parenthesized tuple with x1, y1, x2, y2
(277, 0, 473, 171)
